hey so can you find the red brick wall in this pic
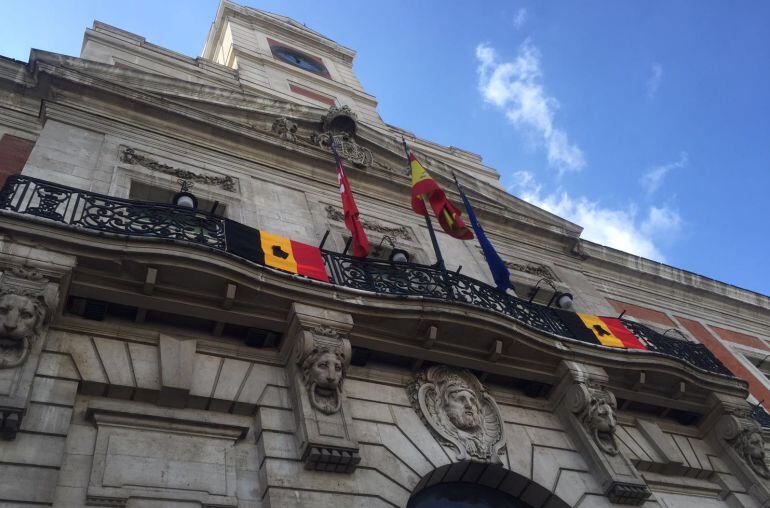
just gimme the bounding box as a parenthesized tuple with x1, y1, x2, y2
(607, 298, 675, 326)
(710, 325, 768, 351)
(676, 316, 770, 403)
(0, 134, 35, 186)
(288, 84, 335, 107)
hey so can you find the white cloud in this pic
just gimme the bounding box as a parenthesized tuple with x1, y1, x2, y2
(513, 8, 528, 29)
(647, 63, 663, 99)
(511, 171, 682, 262)
(476, 42, 586, 173)
(640, 151, 687, 195)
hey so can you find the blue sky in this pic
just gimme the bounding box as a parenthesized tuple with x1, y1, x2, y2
(2, 1, 769, 295)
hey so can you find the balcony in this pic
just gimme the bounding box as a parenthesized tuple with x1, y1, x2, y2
(0, 175, 733, 379)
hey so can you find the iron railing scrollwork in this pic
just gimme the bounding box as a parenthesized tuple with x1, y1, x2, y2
(0, 175, 225, 249)
(0, 175, 735, 381)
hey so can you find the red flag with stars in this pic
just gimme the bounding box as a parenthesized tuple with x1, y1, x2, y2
(331, 143, 370, 258)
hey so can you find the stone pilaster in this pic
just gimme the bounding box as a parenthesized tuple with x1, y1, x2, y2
(283, 302, 360, 473)
(553, 361, 651, 505)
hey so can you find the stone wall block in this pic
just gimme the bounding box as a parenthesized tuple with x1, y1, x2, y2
(158, 334, 195, 408)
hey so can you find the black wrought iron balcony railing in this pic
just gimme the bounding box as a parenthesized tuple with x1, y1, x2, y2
(0, 175, 733, 379)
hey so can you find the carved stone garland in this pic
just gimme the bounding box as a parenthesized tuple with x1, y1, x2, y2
(0, 267, 58, 370)
(119, 147, 237, 192)
(409, 366, 505, 462)
(324, 205, 412, 241)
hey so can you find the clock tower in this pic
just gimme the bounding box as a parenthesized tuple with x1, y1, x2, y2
(202, 1, 384, 127)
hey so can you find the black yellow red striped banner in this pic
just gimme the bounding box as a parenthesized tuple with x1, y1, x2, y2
(225, 222, 328, 283)
(555, 310, 647, 350)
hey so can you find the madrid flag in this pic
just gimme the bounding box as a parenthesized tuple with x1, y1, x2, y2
(331, 143, 370, 257)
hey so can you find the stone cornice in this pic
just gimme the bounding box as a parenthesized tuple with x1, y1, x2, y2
(583, 240, 770, 320)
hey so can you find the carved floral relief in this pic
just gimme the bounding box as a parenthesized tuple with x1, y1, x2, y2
(409, 366, 505, 462)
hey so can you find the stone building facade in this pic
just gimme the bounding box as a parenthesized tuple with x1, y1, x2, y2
(0, 2, 769, 507)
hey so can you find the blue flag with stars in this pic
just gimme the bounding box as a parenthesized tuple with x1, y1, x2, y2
(453, 175, 515, 293)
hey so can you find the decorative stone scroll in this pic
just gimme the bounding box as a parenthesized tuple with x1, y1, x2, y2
(718, 415, 770, 480)
(271, 117, 298, 142)
(119, 147, 237, 192)
(0, 267, 58, 370)
(325, 205, 412, 241)
(409, 366, 505, 462)
(567, 383, 619, 456)
(285, 303, 360, 473)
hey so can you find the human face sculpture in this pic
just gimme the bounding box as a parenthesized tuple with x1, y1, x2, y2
(0, 294, 39, 347)
(444, 386, 483, 432)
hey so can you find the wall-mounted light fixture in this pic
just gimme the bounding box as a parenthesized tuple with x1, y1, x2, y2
(172, 179, 198, 210)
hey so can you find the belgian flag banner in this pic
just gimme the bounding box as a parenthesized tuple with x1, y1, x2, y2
(225, 220, 329, 283)
(554, 310, 646, 350)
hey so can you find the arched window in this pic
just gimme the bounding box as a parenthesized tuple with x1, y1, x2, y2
(407, 482, 535, 508)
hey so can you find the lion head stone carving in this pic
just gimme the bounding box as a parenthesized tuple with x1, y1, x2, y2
(409, 366, 505, 462)
(735, 423, 770, 479)
(299, 339, 348, 415)
(568, 384, 620, 456)
(0, 269, 58, 369)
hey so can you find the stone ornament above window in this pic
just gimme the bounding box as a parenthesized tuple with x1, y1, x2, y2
(0, 267, 59, 369)
(409, 366, 506, 462)
(324, 205, 412, 241)
(271, 117, 298, 142)
(119, 147, 237, 192)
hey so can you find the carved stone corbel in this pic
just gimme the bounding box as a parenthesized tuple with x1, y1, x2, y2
(284, 303, 360, 473)
(554, 361, 651, 505)
(705, 394, 770, 507)
(0, 266, 61, 440)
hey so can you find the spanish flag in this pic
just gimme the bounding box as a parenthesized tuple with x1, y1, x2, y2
(403, 139, 473, 240)
(225, 221, 329, 283)
(555, 310, 646, 350)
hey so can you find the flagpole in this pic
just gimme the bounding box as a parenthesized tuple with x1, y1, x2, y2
(402, 137, 446, 271)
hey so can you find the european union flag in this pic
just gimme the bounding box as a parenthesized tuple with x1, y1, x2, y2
(453, 174, 515, 293)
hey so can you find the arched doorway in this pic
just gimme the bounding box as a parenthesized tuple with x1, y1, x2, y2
(407, 462, 569, 508)
(408, 482, 534, 508)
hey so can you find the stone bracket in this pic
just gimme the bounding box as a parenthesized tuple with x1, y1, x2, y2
(0, 407, 22, 440)
(554, 361, 651, 505)
(285, 303, 360, 473)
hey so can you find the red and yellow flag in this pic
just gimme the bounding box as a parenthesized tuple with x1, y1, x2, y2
(407, 146, 473, 240)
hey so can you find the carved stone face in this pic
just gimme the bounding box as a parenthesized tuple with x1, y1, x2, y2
(443, 385, 483, 432)
(748, 432, 766, 460)
(0, 294, 40, 347)
(309, 351, 343, 390)
(593, 400, 617, 434)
